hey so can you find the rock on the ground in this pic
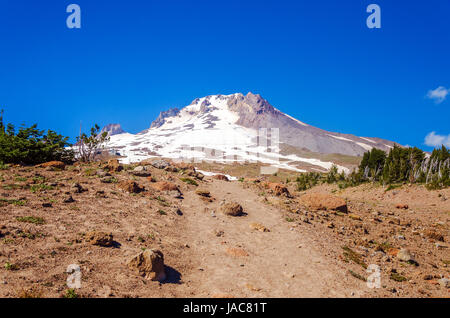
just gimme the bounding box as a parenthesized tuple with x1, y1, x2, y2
(151, 160, 170, 170)
(195, 189, 210, 197)
(164, 166, 179, 173)
(249, 223, 270, 232)
(221, 202, 244, 216)
(438, 278, 449, 288)
(435, 242, 448, 250)
(348, 214, 362, 221)
(128, 249, 166, 281)
(397, 248, 415, 262)
(39, 161, 66, 170)
(299, 193, 348, 213)
(150, 181, 182, 198)
(118, 180, 144, 193)
(186, 169, 204, 180)
(131, 166, 152, 177)
(63, 196, 75, 203)
(264, 182, 290, 196)
(213, 174, 229, 181)
(72, 183, 86, 193)
(104, 159, 123, 172)
(86, 231, 114, 247)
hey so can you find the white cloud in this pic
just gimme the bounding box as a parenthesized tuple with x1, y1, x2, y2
(424, 131, 450, 148)
(426, 86, 449, 104)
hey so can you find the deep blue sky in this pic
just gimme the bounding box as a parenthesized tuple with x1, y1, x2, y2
(0, 0, 449, 149)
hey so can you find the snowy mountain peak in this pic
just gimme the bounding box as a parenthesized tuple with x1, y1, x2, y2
(167, 92, 279, 122)
(104, 92, 399, 172)
(101, 124, 126, 136)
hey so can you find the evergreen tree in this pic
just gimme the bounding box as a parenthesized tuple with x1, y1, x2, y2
(0, 110, 73, 164)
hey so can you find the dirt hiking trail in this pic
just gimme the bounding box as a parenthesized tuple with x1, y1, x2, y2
(177, 180, 368, 297)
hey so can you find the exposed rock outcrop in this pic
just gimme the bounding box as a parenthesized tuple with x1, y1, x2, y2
(101, 124, 125, 136)
(150, 108, 180, 129)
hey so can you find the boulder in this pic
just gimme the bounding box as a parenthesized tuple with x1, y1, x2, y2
(396, 204, 409, 210)
(128, 249, 166, 281)
(213, 174, 229, 181)
(299, 193, 347, 213)
(164, 166, 179, 173)
(151, 160, 170, 170)
(131, 166, 152, 177)
(86, 231, 113, 247)
(397, 248, 415, 263)
(118, 180, 144, 193)
(195, 189, 210, 197)
(186, 170, 204, 180)
(39, 161, 66, 170)
(264, 182, 290, 196)
(221, 202, 243, 216)
(72, 183, 86, 193)
(104, 159, 123, 172)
